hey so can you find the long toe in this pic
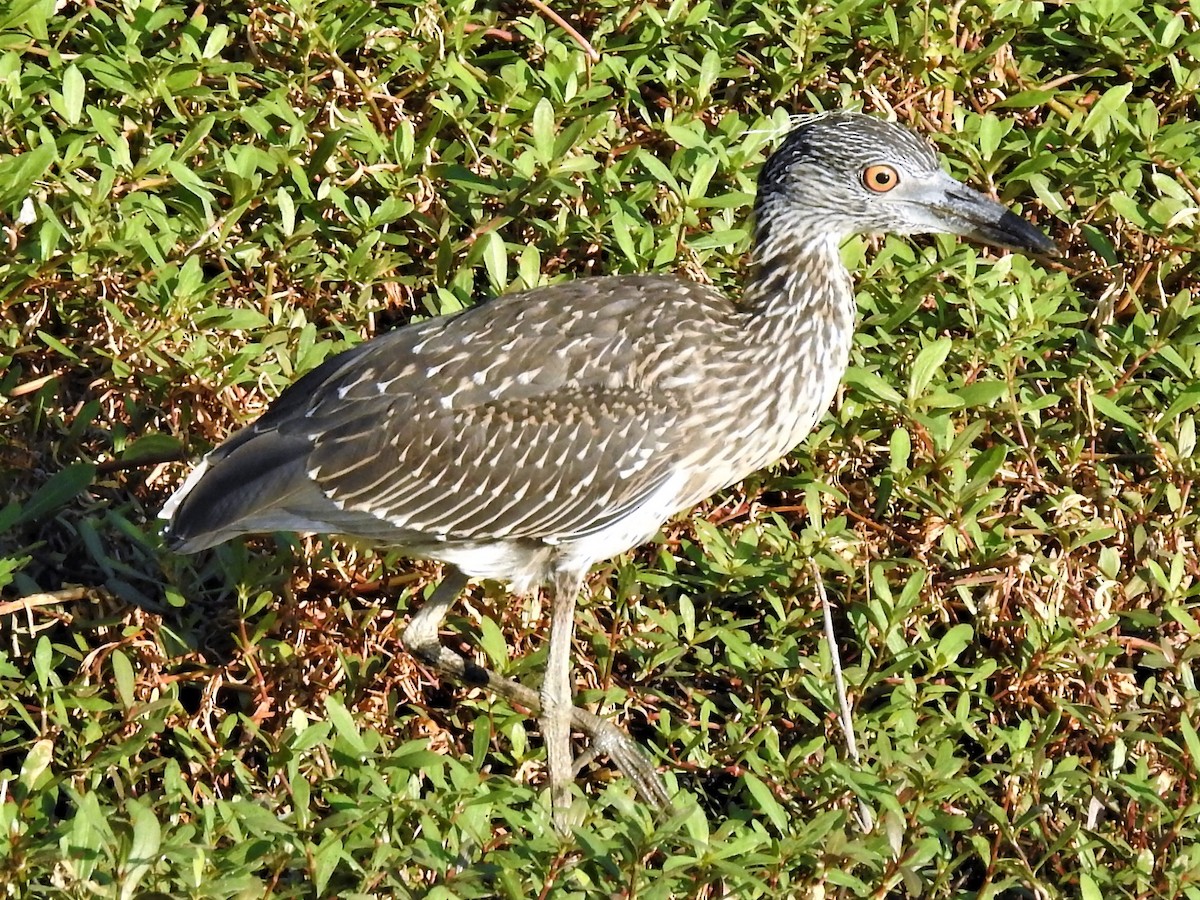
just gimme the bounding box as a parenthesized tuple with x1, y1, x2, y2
(576, 710, 673, 813)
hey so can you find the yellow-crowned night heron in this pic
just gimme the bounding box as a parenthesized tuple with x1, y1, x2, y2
(160, 112, 1054, 832)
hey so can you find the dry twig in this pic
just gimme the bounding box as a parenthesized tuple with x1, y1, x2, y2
(526, 0, 599, 62)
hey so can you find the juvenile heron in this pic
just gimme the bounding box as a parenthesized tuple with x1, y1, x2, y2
(161, 112, 1054, 832)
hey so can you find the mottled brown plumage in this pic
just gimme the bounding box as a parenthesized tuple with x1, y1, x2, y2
(161, 112, 1054, 832)
(164, 267, 853, 593)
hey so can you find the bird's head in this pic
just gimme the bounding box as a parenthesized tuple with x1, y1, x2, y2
(756, 112, 1056, 256)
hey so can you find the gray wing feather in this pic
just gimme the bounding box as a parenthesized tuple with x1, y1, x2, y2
(166, 274, 733, 550)
(308, 391, 680, 542)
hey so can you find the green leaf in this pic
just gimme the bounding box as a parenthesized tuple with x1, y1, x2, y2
(889, 427, 911, 474)
(61, 64, 85, 125)
(292, 777, 311, 830)
(963, 445, 1007, 497)
(1157, 388, 1200, 427)
(1180, 714, 1200, 767)
(119, 799, 161, 900)
(33, 636, 52, 687)
(1091, 392, 1142, 432)
(843, 366, 904, 405)
(609, 202, 640, 264)
(17, 462, 95, 524)
(531, 98, 555, 166)
(203, 23, 229, 57)
(995, 88, 1055, 108)
(277, 187, 296, 237)
(696, 49, 720, 99)
(636, 149, 679, 192)
(1079, 872, 1103, 900)
(477, 614, 509, 670)
(111, 649, 135, 709)
(743, 773, 788, 832)
(312, 835, 344, 895)
(0, 142, 56, 207)
(907, 337, 953, 401)
(956, 381, 1008, 407)
(223, 798, 293, 836)
(324, 695, 367, 755)
(308, 128, 343, 177)
(1079, 83, 1134, 144)
(37, 329, 79, 360)
(1108, 193, 1147, 227)
(480, 230, 507, 291)
(934, 624, 974, 668)
(167, 160, 216, 207)
(975, 114, 1009, 160)
(117, 433, 182, 463)
(0, 501, 22, 534)
(0, 0, 49, 34)
(195, 307, 270, 330)
(19, 739, 54, 791)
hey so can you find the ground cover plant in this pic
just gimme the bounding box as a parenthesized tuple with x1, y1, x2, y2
(1, 0, 1199, 896)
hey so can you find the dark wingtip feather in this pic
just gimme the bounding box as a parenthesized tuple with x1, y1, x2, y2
(158, 428, 317, 555)
(160, 523, 191, 554)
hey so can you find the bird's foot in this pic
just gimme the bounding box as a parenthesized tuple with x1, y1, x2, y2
(570, 707, 673, 813)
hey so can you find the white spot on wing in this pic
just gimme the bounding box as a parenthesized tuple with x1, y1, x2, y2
(159, 457, 211, 520)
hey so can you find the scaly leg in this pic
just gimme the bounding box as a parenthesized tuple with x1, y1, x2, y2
(401, 568, 673, 821)
(402, 568, 472, 662)
(541, 568, 584, 833)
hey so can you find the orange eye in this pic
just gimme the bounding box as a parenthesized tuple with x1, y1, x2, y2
(862, 164, 899, 193)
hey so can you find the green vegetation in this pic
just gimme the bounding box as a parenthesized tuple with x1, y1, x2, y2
(2, 0, 1199, 895)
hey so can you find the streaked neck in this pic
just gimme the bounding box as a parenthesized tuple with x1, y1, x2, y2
(739, 212, 849, 323)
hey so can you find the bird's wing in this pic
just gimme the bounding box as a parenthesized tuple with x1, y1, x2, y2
(304, 384, 683, 542)
(297, 276, 716, 543)
(170, 275, 729, 548)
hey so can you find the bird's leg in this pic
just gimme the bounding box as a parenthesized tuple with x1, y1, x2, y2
(402, 568, 472, 670)
(541, 569, 585, 834)
(401, 569, 674, 817)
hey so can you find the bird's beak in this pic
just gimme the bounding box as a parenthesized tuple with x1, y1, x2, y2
(931, 175, 1057, 256)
